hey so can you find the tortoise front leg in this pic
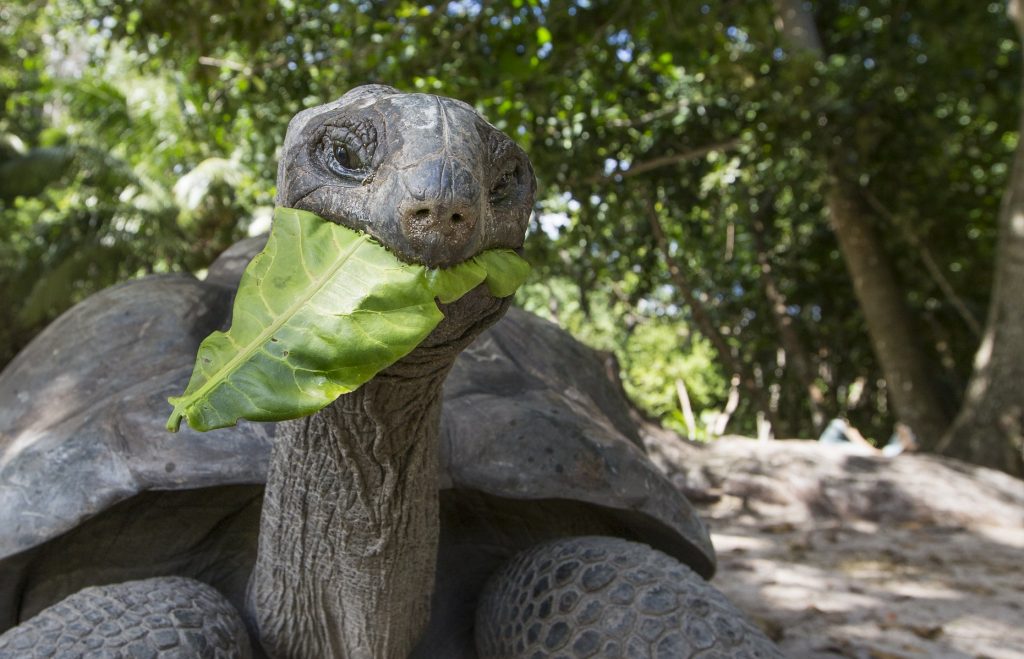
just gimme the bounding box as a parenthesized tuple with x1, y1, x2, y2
(0, 576, 251, 658)
(475, 536, 782, 659)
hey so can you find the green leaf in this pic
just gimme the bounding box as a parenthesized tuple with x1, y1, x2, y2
(536, 26, 552, 45)
(475, 249, 533, 298)
(166, 207, 529, 432)
(425, 258, 487, 303)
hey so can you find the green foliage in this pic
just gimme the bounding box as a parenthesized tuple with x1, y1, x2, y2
(2, 0, 1017, 440)
(0, 4, 268, 367)
(168, 208, 529, 432)
(518, 278, 724, 438)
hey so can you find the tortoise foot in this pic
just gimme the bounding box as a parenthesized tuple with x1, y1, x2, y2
(475, 536, 782, 659)
(0, 576, 251, 658)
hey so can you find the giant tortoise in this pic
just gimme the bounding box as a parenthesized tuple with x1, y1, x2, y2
(0, 85, 780, 658)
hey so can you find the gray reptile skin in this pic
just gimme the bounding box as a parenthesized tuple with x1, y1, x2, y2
(0, 577, 250, 659)
(248, 84, 533, 658)
(475, 537, 782, 659)
(276, 83, 534, 268)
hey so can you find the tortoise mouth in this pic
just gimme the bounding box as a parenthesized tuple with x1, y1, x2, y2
(362, 219, 523, 271)
(294, 206, 528, 289)
(417, 286, 512, 351)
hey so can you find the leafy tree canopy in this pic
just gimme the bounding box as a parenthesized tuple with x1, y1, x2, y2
(1, 0, 1017, 444)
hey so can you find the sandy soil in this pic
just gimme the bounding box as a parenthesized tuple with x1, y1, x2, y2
(642, 432, 1024, 659)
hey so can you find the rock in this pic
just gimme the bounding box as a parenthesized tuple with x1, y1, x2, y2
(639, 430, 1024, 659)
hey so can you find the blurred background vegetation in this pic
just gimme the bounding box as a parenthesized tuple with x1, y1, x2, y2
(2, 1, 1021, 471)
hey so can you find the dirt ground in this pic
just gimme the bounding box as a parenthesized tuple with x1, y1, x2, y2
(641, 431, 1024, 659)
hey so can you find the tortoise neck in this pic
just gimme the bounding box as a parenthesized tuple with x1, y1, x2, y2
(250, 363, 452, 659)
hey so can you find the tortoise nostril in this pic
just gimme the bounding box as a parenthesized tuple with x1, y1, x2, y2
(406, 205, 473, 227)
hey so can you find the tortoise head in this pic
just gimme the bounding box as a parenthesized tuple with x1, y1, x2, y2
(276, 84, 535, 269)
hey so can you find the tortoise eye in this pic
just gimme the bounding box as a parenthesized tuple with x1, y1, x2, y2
(318, 120, 377, 182)
(322, 137, 370, 180)
(491, 165, 519, 201)
(333, 142, 358, 170)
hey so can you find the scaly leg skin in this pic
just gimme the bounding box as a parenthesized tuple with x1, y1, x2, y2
(475, 536, 783, 659)
(0, 576, 251, 659)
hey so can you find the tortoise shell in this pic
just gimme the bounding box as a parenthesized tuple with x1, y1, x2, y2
(0, 238, 713, 635)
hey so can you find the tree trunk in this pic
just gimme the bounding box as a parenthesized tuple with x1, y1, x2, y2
(644, 193, 778, 428)
(675, 377, 698, 438)
(749, 199, 827, 434)
(774, 0, 951, 446)
(712, 376, 741, 437)
(826, 181, 952, 446)
(938, 0, 1024, 477)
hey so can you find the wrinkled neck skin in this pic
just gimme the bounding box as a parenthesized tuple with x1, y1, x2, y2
(250, 290, 509, 659)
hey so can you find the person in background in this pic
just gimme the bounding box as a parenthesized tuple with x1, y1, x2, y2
(883, 422, 919, 456)
(818, 418, 918, 456)
(818, 417, 878, 452)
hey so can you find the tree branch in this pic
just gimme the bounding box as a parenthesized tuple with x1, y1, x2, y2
(1010, 0, 1023, 37)
(607, 99, 689, 128)
(749, 195, 827, 433)
(643, 188, 777, 428)
(197, 56, 249, 72)
(772, 0, 824, 55)
(862, 190, 983, 338)
(581, 138, 740, 186)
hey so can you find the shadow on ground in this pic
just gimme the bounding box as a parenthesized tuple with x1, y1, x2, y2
(641, 433, 1024, 659)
